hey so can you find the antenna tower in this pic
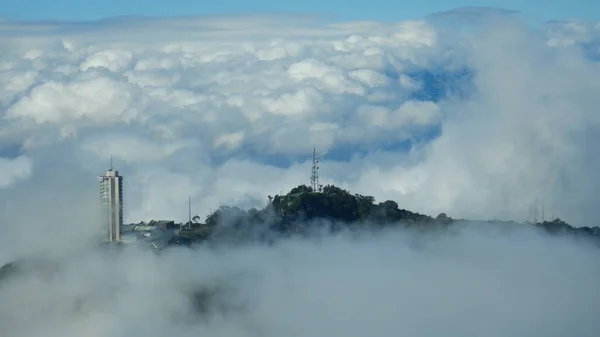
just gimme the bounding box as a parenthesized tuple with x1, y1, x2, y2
(534, 197, 539, 223)
(188, 196, 192, 229)
(541, 201, 545, 223)
(310, 147, 322, 192)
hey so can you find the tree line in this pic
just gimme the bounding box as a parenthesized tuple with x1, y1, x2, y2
(178, 184, 600, 244)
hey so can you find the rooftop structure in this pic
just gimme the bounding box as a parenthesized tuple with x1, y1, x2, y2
(120, 221, 177, 250)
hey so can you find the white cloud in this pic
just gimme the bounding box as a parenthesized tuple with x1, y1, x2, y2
(262, 87, 328, 116)
(1, 224, 600, 337)
(213, 131, 245, 150)
(81, 134, 198, 164)
(80, 50, 133, 72)
(544, 20, 600, 47)
(0, 12, 600, 337)
(357, 101, 441, 130)
(348, 69, 391, 87)
(0, 13, 598, 227)
(5, 73, 143, 124)
(0, 156, 33, 188)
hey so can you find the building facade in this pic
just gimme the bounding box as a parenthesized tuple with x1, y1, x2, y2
(98, 169, 123, 243)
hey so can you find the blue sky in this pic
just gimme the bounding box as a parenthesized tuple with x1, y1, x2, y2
(0, 0, 597, 24)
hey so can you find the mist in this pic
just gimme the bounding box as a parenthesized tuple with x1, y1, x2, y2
(1, 220, 599, 337)
(1, 10, 600, 337)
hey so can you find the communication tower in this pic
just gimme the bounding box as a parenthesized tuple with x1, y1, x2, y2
(310, 147, 323, 192)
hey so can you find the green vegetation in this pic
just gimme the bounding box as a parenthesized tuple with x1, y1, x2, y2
(1, 184, 599, 292)
(178, 184, 600, 243)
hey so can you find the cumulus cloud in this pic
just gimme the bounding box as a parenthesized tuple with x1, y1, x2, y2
(0, 12, 599, 228)
(6, 72, 143, 124)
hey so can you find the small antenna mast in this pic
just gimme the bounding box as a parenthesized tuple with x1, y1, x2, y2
(110, 155, 113, 171)
(534, 197, 539, 223)
(188, 196, 192, 229)
(541, 200, 545, 223)
(310, 147, 321, 192)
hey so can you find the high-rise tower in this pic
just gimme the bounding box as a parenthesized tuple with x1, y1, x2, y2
(98, 164, 123, 243)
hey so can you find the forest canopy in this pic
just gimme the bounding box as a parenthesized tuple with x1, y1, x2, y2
(178, 184, 600, 243)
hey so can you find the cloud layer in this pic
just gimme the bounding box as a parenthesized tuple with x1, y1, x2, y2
(1, 11, 600, 337)
(1, 223, 600, 337)
(0, 12, 599, 234)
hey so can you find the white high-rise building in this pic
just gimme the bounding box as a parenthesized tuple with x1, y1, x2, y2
(98, 168, 123, 243)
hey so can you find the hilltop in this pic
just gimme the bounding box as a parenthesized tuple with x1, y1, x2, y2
(2, 183, 599, 319)
(178, 184, 600, 244)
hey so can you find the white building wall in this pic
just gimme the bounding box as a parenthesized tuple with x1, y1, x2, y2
(99, 169, 124, 243)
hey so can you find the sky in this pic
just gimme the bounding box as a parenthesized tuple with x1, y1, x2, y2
(0, 0, 598, 24)
(0, 3, 600, 337)
(0, 8, 598, 227)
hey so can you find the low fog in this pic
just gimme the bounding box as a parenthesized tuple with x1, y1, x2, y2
(1, 221, 599, 337)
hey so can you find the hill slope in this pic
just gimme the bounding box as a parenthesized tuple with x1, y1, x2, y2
(180, 184, 600, 243)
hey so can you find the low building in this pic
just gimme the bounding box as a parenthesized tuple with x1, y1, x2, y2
(120, 220, 179, 250)
(152, 220, 176, 230)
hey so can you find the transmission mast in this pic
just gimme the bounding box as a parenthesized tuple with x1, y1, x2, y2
(541, 202, 545, 223)
(534, 197, 539, 224)
(310, 147, 322, 192)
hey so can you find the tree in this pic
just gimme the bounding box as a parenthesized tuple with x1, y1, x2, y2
(356, 194, 375, 222)
(185, 184, 596, 244)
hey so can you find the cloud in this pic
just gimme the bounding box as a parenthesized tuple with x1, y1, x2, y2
(428, 6, 520, 23)
(5, 72, 143, 124)
(0, 12, 599, 229)
(1, 223, 600, 337)
(1, 11, 600, 337)
(0, 156, 33, 188)
(80, 50, 133, 72)
(81, 134, 198, 164)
